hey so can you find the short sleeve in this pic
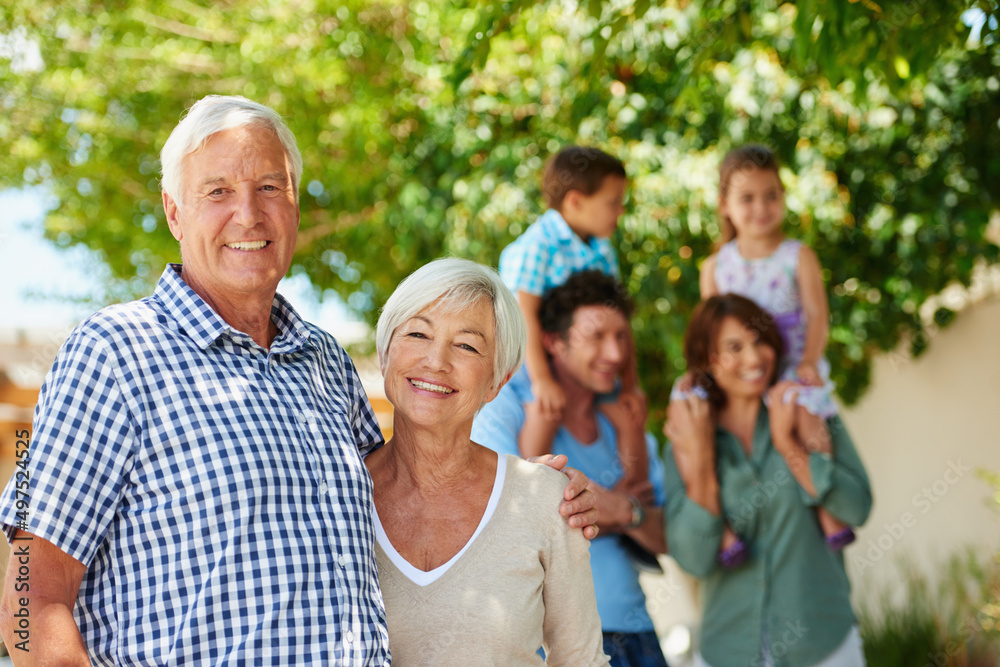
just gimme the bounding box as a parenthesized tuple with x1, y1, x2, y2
(498, 234, 551, 297)
(471, 387, 525, 457)
(342, 348, 385, 456)
(0, 329, 137, 565)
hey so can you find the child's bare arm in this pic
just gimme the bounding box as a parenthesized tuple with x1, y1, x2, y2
(699, 254, 719, 299)
(619, 320, 644, 400)
(517, 290, 565, 419)
(601, 396, 648, 485)
(606, 321, 649, 484)
(797, 245, 829, 382)
(518, 402, 561, 458)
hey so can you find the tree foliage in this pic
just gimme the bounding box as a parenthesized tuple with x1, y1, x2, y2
(2, 0, 998, 420)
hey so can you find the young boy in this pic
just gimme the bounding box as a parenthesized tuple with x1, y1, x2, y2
(499, 146, 649, 491)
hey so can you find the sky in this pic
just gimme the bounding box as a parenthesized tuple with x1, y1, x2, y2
(1, 187, 98, 329)
(0, 187, 362, 335)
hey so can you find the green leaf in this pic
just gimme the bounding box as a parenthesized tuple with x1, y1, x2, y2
(2, 0, 996, 418)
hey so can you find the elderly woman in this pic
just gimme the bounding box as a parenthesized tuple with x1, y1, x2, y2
(365, 258, 609, 666)
(664, 295, 872, 667)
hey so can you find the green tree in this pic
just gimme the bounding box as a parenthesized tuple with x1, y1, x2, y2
(2, 0, 998, 419)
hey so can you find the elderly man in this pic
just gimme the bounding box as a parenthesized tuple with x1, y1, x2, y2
(0, 95, 595, 665)
(472, 270, 670, 667)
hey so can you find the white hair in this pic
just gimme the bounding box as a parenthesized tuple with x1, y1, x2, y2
(376, 258, 526, 390)
(160, 95, 303, 208)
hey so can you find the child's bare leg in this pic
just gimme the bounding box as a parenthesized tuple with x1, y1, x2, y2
(796, 405, 831, 455)
(599, 396, 647, 487)
(721, 525, 739, 551)
(796, 405, 855, 549)
(518, 401, 561, 459)
(717, 524, 748, 568)
(816, 507, 855, 548)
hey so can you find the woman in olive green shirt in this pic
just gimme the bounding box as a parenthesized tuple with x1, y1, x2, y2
(664, 295, 871, 667)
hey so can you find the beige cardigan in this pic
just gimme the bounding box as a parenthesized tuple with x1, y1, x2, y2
(375, 454, 609, 666)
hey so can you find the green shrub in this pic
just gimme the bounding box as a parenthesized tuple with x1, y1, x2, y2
(859, 559, 944, 666)
(859, 548, 999, 667)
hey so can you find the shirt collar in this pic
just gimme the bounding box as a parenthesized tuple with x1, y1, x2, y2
(714, 400, 774, 467)
(154, 264, 313, 352)
(538, 209, 594, 247)
(269, 291, 313, 354)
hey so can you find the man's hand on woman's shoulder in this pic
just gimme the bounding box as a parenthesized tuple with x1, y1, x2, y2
(530, 454, 599, 540)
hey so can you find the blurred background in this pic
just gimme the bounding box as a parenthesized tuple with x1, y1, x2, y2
(1, 1, 999, 663)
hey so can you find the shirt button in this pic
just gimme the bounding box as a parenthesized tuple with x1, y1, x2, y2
(319, 481, 328, 494)
(298, 412, 308, 423)
(339, 555, 347, 568)
(346, 631, 354, 643)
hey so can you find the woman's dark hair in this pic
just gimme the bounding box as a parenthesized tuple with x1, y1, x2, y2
(683, 294, 784, 410)
(717, 144, 782, 246)
(542, 146, 626, 211)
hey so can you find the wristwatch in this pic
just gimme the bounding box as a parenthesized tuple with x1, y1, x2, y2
(626, 496, 646, 529)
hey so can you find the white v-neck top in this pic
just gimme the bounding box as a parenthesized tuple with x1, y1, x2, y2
(373, 455, 507, 586)
(373, 454, 609, 666)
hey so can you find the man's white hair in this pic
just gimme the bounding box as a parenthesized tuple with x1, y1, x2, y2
(160, 95, 303, 208)
(376, 258, 526, 390)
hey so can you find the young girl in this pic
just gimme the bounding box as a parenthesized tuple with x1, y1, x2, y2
(692, 144, 854, 562)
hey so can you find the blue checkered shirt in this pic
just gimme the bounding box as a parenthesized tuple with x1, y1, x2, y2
(498, 209, 620, 296)
(0, 264, 390, 665)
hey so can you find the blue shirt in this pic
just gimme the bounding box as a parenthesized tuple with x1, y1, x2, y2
(499, 209, 620, 296)
(471, 370, 665, 633)
(0, 265, 390, 665)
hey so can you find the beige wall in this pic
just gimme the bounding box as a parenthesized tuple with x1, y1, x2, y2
(841, 295, 1000, 600)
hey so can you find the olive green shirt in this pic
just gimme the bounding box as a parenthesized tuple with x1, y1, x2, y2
(664, 406, 872, 667)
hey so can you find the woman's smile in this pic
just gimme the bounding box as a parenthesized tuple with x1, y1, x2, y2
(408, 378, 456, 395)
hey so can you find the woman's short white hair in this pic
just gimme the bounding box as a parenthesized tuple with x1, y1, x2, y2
(160, 95, 303, 208)
(376, 258, 526, 389)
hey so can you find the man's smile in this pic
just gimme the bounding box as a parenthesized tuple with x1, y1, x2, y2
(225, 241, 270, 251)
